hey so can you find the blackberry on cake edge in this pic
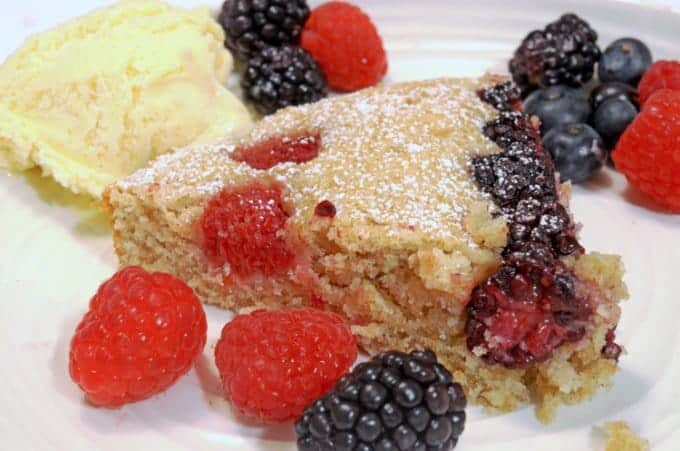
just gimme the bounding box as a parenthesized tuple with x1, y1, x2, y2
(509, 13, 600, 96)
(295, 349, 467, 451)
(219, 0, 310, 60)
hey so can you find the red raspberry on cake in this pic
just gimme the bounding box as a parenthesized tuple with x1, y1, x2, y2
(638, 60, 680, 104)
(200, 181, 294, 278)
(214, 308, 357, 422)
(69, 266, 207, 407)
(230, 133, 321, 170)
(612, 89, 680, 212)
(301, 1, 387, 92)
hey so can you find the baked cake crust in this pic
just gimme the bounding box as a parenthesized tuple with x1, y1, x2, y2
(104, 76, 627, 422)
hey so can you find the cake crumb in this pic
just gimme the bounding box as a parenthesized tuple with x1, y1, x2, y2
(603, 422, 649, 451)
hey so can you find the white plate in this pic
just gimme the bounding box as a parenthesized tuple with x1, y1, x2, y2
(1, 1, 680, 450)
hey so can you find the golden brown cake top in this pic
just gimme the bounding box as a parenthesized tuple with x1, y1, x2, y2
(115, 77, 507, 253)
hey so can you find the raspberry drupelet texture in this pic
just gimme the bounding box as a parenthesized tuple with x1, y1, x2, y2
(230, 133, 321, 170)
(214, 309, 357, 422)
(509, 13, 600, 96)
(301, 1, 387, 92)
(612, 89, 680, 212)
(218, 0, 310, 60)
(69, 266, 207, 407)
(200, 181, 294, 278)
(295, 349, 467, 451)
(466, 82, 616, 368)
(638, 60, 680, 105)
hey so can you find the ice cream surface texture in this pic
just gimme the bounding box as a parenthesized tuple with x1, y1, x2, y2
(0, 0, 252, 197)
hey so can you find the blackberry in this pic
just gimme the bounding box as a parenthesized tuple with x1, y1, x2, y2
(466, 83, 599, 369)
(242, 45, 327, 115)
(482, 111, 540, 150)
(295, 349, 467, 451)
(509, 13, 600, 96)
(218, 0, 310, 60)
(477, 81, 522, 111)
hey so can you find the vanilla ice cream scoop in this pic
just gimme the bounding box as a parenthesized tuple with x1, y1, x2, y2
(0, 0, 252, 197)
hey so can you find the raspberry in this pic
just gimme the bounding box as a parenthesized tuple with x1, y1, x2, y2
(200, 181, 294, 278)
(612, 89, 680, 212)
(230, 133, 321, 170)
(68, 267, 207, 407)
(638, 60, 680, 105)
(214, 309, 357, 422)
(300, 1, 387, 92)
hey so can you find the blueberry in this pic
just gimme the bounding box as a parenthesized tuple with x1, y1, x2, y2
(598, 37, 652, 85)
(542, 123, 606, 183)
(523, 85, 591, 135)
(592, 96, 637, 149)
(590, 82, 639, 110)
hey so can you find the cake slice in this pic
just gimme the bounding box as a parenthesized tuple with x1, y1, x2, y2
(104, 76, 627, 422)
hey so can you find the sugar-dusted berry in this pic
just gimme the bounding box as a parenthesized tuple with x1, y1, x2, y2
(201, 181, 294, 278)
(231, 133, 321, 170)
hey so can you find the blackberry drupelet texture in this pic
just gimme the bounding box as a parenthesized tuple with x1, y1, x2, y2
(295, 349, 467, 451)
(477, 81, 522, 111)
(467, 82, 619, 368)
(242, 45, 327, 115)
(509, 13, 600, 96)
(218, 0, 310, 60)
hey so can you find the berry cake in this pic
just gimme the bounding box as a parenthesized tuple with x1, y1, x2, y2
(104, 76, 627, 422)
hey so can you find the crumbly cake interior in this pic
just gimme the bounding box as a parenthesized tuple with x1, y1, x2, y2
(105, 77, 626, 422)
(604, 422, 650, 451)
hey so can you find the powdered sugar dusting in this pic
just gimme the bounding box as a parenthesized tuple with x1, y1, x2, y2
(115, 78, 501, 247)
